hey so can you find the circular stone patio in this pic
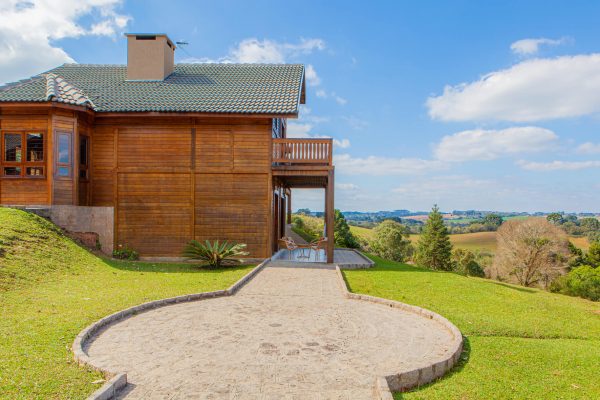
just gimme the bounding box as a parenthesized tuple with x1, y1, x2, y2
(86, 263, 458, 399)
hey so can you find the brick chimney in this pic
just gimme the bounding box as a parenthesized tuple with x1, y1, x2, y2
(125, 33, 176, 81)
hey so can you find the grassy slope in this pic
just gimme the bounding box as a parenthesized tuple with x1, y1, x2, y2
(350, 226, 589, 252)
(344, 255, 600, 400)
(0, 208, 252, 399)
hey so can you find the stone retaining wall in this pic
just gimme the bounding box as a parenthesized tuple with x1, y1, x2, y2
(334, 266, 464, 397)
(72, 259, 269, 400)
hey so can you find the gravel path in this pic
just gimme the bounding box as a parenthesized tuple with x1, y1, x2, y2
(86, 262, 456, 399)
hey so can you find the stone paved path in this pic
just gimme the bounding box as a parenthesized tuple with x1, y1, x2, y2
(87, 262, 456, 399)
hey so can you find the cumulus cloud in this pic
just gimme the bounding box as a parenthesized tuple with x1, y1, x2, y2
(334, 154, 445, 176)
(304, 64, 321, 86)
(517, 160, 600, 171)
(577, 142, 600, 154)
(427, 54, 600, 122)
(434, 127, 558, 162)
(0, 0, 130, 84)
(287, 122, 350, 148)
(510, 37, 567, 55)
(313, 89, 347, 105)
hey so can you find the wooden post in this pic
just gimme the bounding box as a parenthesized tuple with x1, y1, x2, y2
(326, 169, 334, 263)
(286, 189, 292, 224)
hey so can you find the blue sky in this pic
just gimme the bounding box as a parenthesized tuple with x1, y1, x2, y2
(1, 0, 599, 212)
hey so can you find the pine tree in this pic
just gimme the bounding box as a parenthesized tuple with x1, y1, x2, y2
(415, 205, 453, 270)
(333, 209, 359, 248)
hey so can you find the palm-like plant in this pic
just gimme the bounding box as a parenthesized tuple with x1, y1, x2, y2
(182, 240, 249, 268)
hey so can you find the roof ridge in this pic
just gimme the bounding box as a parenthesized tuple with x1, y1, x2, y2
(45, 73, 95, 109)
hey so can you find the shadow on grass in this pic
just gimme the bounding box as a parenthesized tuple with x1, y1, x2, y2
(483, 280, 538, 294)
(394, 337, 471, 399)
(103, 257, 254, 274)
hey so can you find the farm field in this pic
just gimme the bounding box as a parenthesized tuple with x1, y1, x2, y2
(350, 226, 590, 252)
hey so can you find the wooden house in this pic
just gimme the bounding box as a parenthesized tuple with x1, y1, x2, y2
(0, 33, 335, 262)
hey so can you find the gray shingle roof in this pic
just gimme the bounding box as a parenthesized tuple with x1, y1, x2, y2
(0, 63, 305, 114)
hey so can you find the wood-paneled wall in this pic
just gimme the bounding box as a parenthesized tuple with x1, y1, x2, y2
(93, 116, 273, 257)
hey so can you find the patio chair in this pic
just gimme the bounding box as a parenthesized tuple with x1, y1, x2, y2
(309, 237, 328, 261)
(278, 237, 298, 260)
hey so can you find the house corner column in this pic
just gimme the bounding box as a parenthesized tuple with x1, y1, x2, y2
(326, 169, 334, 263)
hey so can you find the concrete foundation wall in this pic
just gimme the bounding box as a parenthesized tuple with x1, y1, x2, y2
(49, 206, 114, 254)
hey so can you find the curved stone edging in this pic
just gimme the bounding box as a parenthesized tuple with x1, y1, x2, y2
(72, 259, 270, 400)
(334, 266, 464, 398)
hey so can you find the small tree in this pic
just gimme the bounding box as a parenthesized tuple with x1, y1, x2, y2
(546, 212, 563, 225)
(415, 205, 453, 270)
(369, 219, 413, 262)
(586, 241, 600, 267)
(333, 209, 359, 248)
(483, 213, 503, 229)
(494, 218, 569, 288)
(451, 248, 485, 277)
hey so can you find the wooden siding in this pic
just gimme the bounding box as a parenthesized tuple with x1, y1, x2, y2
(94, 116, 273, 258)
(195, 173, 269, 257)
(0, 179, 47, 204)
(117, 173, 192, 256)
(90, 126, 115, 206)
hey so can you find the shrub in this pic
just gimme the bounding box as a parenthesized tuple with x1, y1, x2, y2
(550, 265, 600, 301)
(586, 241, 600, 267)
(369, 220, 413, 262)
(182, 240, 249, 268)
(451, 248, 485, 277)
(112, 244, 139, 260)
(415, 205, 453, 271)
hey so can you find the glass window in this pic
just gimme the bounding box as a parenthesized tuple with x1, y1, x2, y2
(57, 166, 70, 177)
(4, 167, 21, 176)
(26, 133, 44, 161)
(4, 133, 22, 162)
(26, 167, 44, 176)
(58, 134, 70, 163)
(79, 136, 89, 166)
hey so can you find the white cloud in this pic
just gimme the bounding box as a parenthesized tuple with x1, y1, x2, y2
(517, 160, 600, 171)
(577, 142, 600, 154)
(434, 127, 558, 162)
(336, 183, 359, 190)
(334, 153, 445, 176)
(187, 37, 325, 64)
(392, 175, 495, 196)
(313, 89, 347, 105)
(510, 37, 567, 55)
(0, 0, 130, 84)
(287, 122, 350, 148)
(305, 64, 320, 86)
(427, 54, 600, 122)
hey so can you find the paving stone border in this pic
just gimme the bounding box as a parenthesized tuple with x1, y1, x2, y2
(338, 247, 375, 269)
(72, 259, 270, 400)
(334, 265, 464, 398)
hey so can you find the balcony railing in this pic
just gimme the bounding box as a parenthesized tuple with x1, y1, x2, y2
(272, 138, 333, 166)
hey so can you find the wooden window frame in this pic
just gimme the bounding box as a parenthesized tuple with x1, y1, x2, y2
(0, 131, 46, 179)
(55, 131, 73, 180)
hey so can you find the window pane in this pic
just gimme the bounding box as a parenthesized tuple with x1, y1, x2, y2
(57, 166, 70, 177)
(4, 167, 21, 176)
(4, 134, 22, 162)
(26, 167, 44, 176)
(79, 136, 89, 166)
(26, 133, 44, 161)
(58, 134, 70, 163)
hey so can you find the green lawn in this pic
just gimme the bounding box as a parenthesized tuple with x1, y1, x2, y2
(343, 255, 600, 399)
(0, 208, 253, 399)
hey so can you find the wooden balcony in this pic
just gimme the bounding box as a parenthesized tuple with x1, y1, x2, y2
(272, 138, 332, 166)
